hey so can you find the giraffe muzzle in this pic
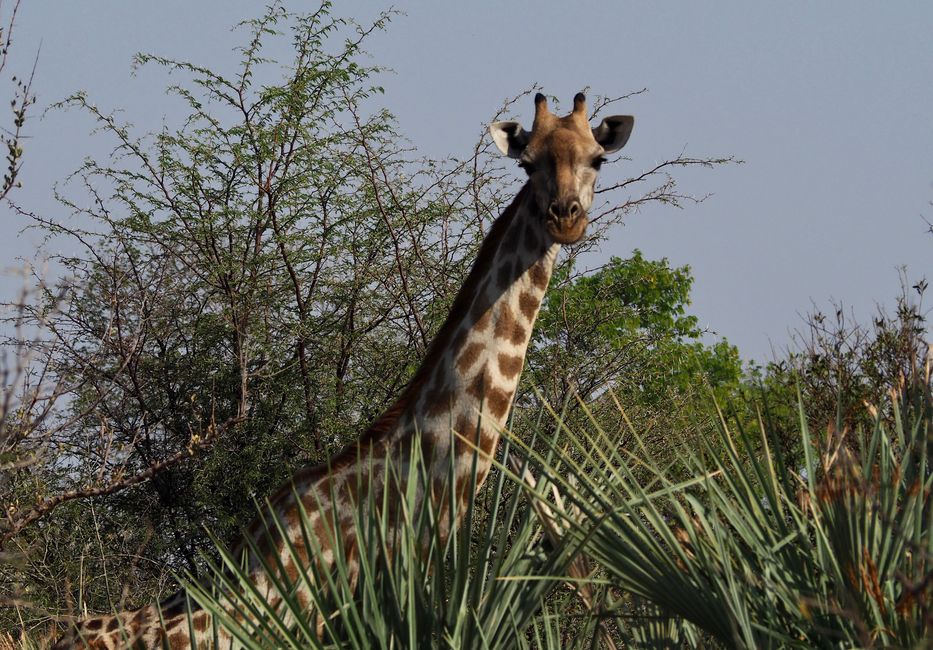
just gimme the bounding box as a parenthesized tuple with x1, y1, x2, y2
(546, 199, 588, 244)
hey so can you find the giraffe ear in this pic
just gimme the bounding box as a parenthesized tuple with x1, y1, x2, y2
(592, 115, 634, 154)
(489, 121, 530, 159)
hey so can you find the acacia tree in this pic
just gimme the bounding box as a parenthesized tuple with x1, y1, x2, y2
(0, 2, 734, 631)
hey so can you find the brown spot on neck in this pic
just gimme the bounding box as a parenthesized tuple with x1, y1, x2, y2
(464, 363, 513, 420)
(494, 304, 527, 345)
(485, 386, 514, 419)
(454, 414, 478, 457)
(473, 305, 492, 331)
(530, 260, 550, 290)
(518, 290, 540, 321)
(165, 616, 185, 630)
(497, 353, 524, 380)
(456, 341, 484, 374)
(466, 364, 493, 400)
(452, 414, 498, 465)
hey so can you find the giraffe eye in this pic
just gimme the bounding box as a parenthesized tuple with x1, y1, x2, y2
(592, 157, 607, 171)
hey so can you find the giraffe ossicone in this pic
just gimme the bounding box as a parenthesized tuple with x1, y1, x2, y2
(54, 92, 634, 649)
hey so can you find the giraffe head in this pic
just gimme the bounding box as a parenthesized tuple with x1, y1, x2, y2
(489, 92, 633, 244)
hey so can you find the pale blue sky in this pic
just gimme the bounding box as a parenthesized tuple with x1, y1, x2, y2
(5, 1, 932, 362)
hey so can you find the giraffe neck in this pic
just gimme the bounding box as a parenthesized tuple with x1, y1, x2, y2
(398, 183, 557, 481)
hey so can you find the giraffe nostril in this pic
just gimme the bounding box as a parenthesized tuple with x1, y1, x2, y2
(548, 201, 583, 221)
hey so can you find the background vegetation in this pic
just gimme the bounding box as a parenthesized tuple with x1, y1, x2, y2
(0, 3, 928, 648)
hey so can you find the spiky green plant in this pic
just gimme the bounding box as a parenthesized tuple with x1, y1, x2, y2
(181, 433, 601, 649)
(517, 362, 933, 648)
(146, 357, 932, 649)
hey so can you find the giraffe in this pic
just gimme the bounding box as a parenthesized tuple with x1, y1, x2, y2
(52, 92, 634, 649)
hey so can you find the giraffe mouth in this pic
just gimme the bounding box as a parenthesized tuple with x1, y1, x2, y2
(546, 213, 588, 244)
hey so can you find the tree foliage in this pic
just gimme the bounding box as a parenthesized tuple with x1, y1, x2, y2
(528, 251, 741, 408)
